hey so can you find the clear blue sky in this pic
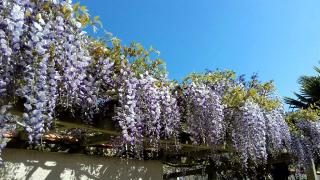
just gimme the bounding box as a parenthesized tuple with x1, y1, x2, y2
(80, 0, 320, 103)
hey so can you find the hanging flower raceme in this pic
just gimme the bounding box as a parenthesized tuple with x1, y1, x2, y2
(46, 57, 60, 128)
(9, 2, 25, 50)
(114, 61, 141, 150)
(113, 65, 182, 155)
(50, 12, 92, 108)
(80, 57, 115, 123)
(184, 83, 225, 147)
(159, 85, 180, 141)
(136, 73, 162, 149)
(0, 28, 11, 98)
(0, 0, 311, 174)
(23, 54, 49, 143)
(59, 34, 91, 107)
(292, 120, 320, 165)
(232, 100, 267, 168)
(0, 1, 15, 99)
(21, 4, 77, 142)
(264, 107, 291, 155)
(0, 0, 93, 142)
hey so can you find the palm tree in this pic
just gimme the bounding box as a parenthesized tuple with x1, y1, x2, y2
(284, 66, 320, 109)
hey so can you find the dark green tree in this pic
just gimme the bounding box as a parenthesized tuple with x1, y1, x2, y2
(285, 65, 320, 109)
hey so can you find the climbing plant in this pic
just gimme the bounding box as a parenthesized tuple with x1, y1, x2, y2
(0, 0, 319, 178)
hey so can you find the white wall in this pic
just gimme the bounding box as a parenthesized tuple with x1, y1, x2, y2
(0, 148, 163, 180)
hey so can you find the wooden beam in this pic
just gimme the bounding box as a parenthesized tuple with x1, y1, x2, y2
(163, 168, 205, 179)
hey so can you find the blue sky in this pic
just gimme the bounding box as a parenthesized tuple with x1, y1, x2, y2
(81, 0, 320, 103)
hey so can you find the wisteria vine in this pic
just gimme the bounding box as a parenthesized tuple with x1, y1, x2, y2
(0, 0, 319, 174)
(184, 82, 225, 147)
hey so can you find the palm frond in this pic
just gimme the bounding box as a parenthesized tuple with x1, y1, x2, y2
(314, 66, 320, 74)
(286, 65, 320, 109)
(284, 97, 309, 109)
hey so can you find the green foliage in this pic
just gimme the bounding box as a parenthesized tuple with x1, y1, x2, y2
(69, 1, 281, 113)
(284, 64, 320, 133)
(124, 42, 166, 79)
(88, 37, 167, 81)
(183, 70, 236, 84)
(183, 70, 281, 111)
(285, 64, 320, 110)
(71, 2, 102, 31)
(286, 108, 320, 131)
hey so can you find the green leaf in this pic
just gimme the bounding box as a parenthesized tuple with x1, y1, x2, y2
(73, 2, 80, 11)
(80, 5, 88, 13)
(93, 16, 100, 21)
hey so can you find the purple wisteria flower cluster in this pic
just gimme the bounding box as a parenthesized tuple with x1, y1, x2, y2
(114, 62, 140, 148)
(232, 100, 268, 168)
(114, 63, 181, 155)
(158, 85, 180, 141)
(0, 0, 96, 148)
(1, 0, 320, 173)
(230, 100, 292, 169)
(0, 0, 183, 159)
(264, 107, 291, 156)
(292, 120, 320, 165)
(136, 72, 162, 150)
(184, 83, 225, 147)
(79, 57, 114, 123)
(183, 76, 292, 169)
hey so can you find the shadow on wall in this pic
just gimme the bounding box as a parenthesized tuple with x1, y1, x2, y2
(0, 148, 162, 180)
